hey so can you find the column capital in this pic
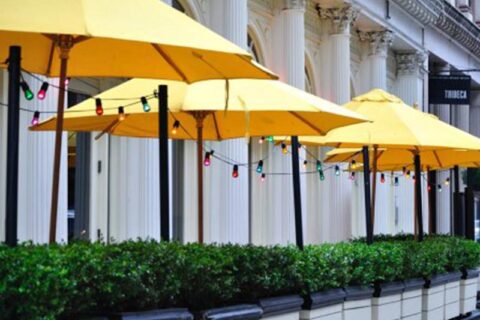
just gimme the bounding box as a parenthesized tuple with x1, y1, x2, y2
(358, 30, 394, 56)
(316, 4, 359, 35)
(281, 0, 306, 11)
(396, 51, 427, 76)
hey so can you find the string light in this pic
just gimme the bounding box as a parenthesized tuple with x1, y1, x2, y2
(402, 167, 407, 175)
(406, 170, 411, 178)
(261, 173, 266, 182)
(380, 173, 385, 183)
(118, 107, 125, 121)
(335, 165, 340, 176)
(303, 160, 308, 169)
(65, 77, 70, 86)
(259, 136, 265, 144)
(350, 171, 356, 180)
(256, 160, 264, 173)
(95, 98, 103, 116)
(267, 136, 274, 143)
(444, 177, 450, 186)
(394, 177, 399, 186)
(428, 184, 431, 192)
(141, 96, 151, 112)
(31, 111, 40, 126)
(281, 143, 288, 154)
(438, 184, 442, 192)
(204, 152, 211, 167)
(232, 164, 239, 178)
(316, 160, 322, 172)
(171, 120, 180, 135)
(20, 81, 34, 100)
(37, 82, 49, 100)
(351, 160, 357, 169)
(319, 169, 325, 181)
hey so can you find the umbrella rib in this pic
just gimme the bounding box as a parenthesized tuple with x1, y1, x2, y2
(94, 116, 127, 140)
(46, 39, 55, 75)
(212, 113, 222, 141)
(289, 112, 326, 135)
(433, 150, 443, 168)
(151, 44, 188, 82)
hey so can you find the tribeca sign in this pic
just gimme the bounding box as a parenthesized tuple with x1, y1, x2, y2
(429, 75, 471, 105)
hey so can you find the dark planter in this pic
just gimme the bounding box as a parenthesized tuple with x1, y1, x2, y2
(81, 308, 194, 320)
(197, 304, 262, 320)
(373, 281, 404, 297)
(257, 295, 303, 317)
(462, 268, 480, 280)
(343, 286, 374, 301)
(403, 278, 425, 292)
(302, 288, 346, 310)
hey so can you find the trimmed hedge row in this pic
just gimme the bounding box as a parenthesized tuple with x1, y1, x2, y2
(0, 236, 479, 319)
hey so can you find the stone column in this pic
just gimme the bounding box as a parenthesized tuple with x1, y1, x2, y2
(316, 4, 358, 242)
(470, 91, 480, 138)
(200, 0, 249, 244)
(432, 63, 452, 234)
(454, 103, 469, 191)
(0, 72, 68, 243)
(250, 0, 306, 245)
(394, 51, 427, 234)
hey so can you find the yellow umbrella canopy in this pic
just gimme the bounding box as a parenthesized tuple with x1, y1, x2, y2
(0, 0, 274, 81)
(325, 148, 480, 171)
(296, 89, 480, 151)
(32, 78, 368, 138)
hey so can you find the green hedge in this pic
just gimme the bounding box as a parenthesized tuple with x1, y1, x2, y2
(0, 236, 479, 319)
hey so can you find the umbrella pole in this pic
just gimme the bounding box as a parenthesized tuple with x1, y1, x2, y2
(371, 145, 378, 231)
(49, 36, 72, 244)
(414, 153, 424, 241)
(291, 136, 304, 250)
(195, 112, 205, 244)
(159, 85, 170, 241)
(362, 146, 373, 244)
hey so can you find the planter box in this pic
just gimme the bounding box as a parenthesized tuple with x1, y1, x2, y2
(299, 288, 346, 320)
(422, 274, 448, 320)
(258, 295, 303, 320)
(372, 281, 404, 320)
(443, 272, 461, 320)
(198, 304, 262, 320)
(460, 269, 480, 315)
(82, 308, 194, 320)
(401, 278, 424, 320)
(343, 286, 373, 320)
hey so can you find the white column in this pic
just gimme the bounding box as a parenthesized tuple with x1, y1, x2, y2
(470, 91, 480, 138)
(317, 4, 358, 242)
(251, 0, 305, 245)
(394, 51, 427, 234)
(432, 63, 452, 234)
(454, 103, 469, 191)
(0, 72, 68, 243)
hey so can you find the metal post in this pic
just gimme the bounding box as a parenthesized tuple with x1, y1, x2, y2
(362, 146, 373, 245)
(291, 136, 303, 250)
(195, 114, 204, 244)
(414, 154, 424, 241)
(5, 46, 21, 246)
(159, 85, 170, 241)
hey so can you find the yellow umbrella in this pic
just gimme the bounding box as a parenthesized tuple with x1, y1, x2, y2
(1, 0, 275, 243)
(287, 89, 480, 242)
(32, 78, 368, 243)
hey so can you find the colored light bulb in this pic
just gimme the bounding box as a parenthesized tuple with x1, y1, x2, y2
(281, 143, 287, 154)
(319, 170, 325, 181)
(141, 96, 151, 112)
(428, 184, 431, 192)
(259, 136, 265, 144)
(267, 136, 274, 142)
(303, 160, 308, 169)
(394, 177, 399, 186)
(261, 173, 266, 182)
(351, 160, 357, 169)
(406, 170, 411, 178)
(256, 160, 264, 173)
(31, 111, 40, 126)
(316, 160, 322, 172)
(380, 173, 385, 183)
(95, 98, 103, 116)
(37, 82, 49, 100)
(438, 184, 442, 192)
(65, 77, 70, 86)
(232, 165, 239, 178)
(350, 172, 356, 180)
(20, 81, 34, 100)
(171, 120, 180, 135)
(204, 152, 211, 166)
(118, 106, 125, 121)
(402, 167, 407, 175)
(335, 165, 340, 176)
(444, 177, 450, 186)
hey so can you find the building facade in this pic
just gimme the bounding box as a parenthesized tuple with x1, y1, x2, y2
(1, 0, 480, 244)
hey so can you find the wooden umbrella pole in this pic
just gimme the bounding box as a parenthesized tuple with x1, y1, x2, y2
(195, 112, 205, 244)
(371, 145, 378, 231)
(49, 36, 73, 243)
